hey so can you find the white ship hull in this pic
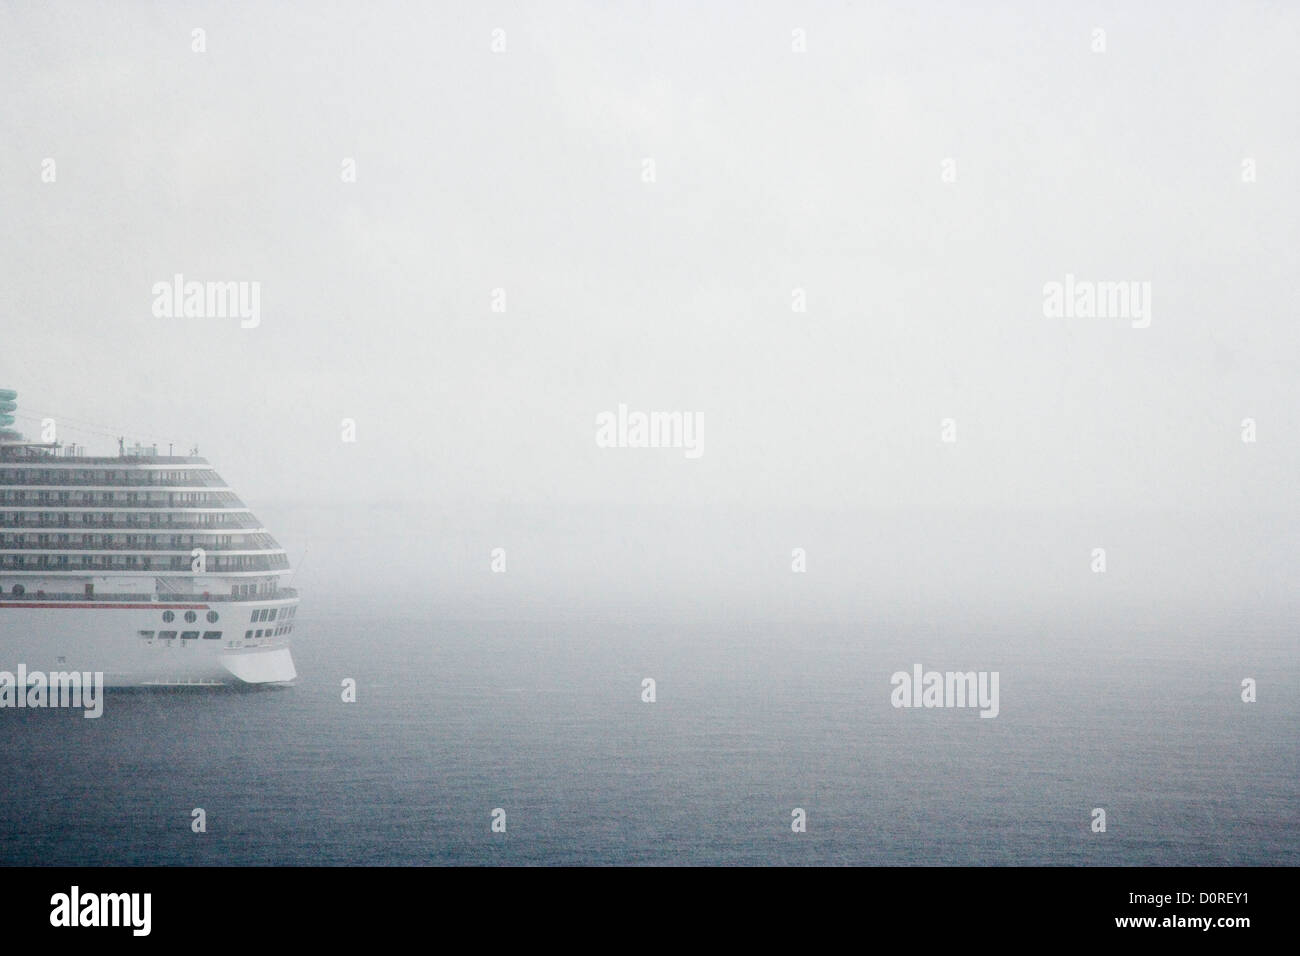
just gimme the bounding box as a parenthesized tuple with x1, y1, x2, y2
(3, 398, 302, 687)
(0, 598, 297, 686)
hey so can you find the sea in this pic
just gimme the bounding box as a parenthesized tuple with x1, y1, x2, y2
(1, 600, 1295, 866)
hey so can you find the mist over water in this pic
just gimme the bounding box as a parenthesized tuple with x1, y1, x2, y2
(1, 600, 1295, 866)
(4, 498, 1295, 866)
(268, 501, 1299, 622)
(2, 502, 1295, 866)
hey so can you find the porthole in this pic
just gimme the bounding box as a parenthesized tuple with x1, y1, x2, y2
(184, 611, 197, 623)
(206, 611, 219, 623)
(162, 610, 175, 623)
(11, 585, 23, 596)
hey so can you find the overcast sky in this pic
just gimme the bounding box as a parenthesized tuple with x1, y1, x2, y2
(2, 1, 1296, 530)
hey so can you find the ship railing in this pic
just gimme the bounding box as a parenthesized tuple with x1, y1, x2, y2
(0, 456, 208, 465)
(0, 477, 226, 488)
(0, 588, 299, 603)
(0, 540, 280, 551)
(0, 502, 246, 509)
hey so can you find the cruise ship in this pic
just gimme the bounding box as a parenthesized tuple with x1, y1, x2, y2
(0, 390, 298, 685)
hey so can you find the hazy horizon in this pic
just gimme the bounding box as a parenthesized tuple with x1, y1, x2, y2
(3, 2, 1296, 615)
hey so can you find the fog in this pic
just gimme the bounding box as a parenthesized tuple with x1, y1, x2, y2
(3, 2, 1296, 618)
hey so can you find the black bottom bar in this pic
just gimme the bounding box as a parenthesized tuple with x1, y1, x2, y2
(0, 865, 1285, 941)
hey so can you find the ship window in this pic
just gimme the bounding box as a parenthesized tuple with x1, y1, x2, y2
(255, 629, 263, 638)
(202, 631, 221, 640)
(244, 630, 252, 639)
(11, 585, 23, 596)
(162, 610, 175, 623)
(138, 630, 155, 639)
(181, 631, 199, 640)
(206, 611, 218, 623)
(159, 630, 177, 640)
(268, 609, 277, 621)
(184, 611, 197, 623)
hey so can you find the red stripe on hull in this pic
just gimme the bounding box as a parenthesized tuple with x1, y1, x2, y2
(0, 603, 211, 610)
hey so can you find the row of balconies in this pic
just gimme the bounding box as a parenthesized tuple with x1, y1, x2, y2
(0, 455, 207, 465)
(0, 513, 260, 529)
(0, 553, 291, 572)
(0, 533, 278, 550)
(0, 587, 298, 603)
(0, 491, 244, 507)
(0, 470, 225, 487)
